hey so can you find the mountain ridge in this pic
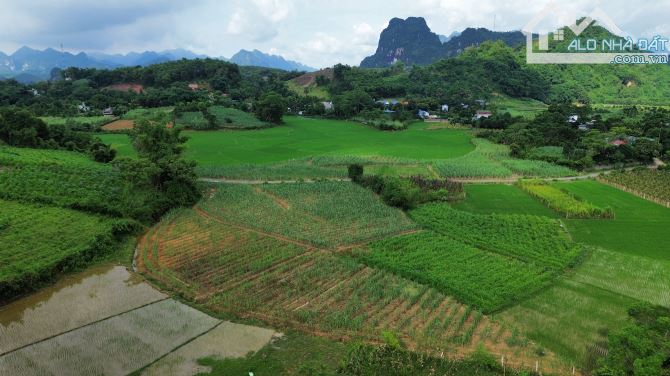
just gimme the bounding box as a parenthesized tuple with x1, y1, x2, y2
(230, 49, 315, 71)
(0, 47, 314, 82)
(360, 17, 525, 68)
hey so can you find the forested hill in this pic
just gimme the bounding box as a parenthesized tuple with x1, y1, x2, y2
(360, 17, 525, 68)
(344, 40, 670, 106)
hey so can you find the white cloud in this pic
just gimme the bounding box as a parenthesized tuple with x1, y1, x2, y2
(252, 0, 292, 23)
(226, 10, 247, 35)
(1, 0, 669, 67)
(352, 22, 380, 47)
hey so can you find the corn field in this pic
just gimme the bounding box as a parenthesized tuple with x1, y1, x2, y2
(518, 180, 615, 219)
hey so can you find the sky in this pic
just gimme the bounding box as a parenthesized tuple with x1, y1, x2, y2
(0, 0, 669, 68)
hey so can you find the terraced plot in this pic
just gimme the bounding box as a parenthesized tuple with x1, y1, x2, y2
(197, 182, 417, 248)
(455, 181, 670, 364)
(0, 146, 149, 219)
(135, 202, 554, 368)
(358, 231, 556, 313)
(0, 299, 219, 375)
(410, 204, 582, 270)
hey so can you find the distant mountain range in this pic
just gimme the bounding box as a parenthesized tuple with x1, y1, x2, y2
(0, 47, 315, 83)
(360, 17, 525, 68)
(88, 49, 208, 68)
(229, 49, 315, 72)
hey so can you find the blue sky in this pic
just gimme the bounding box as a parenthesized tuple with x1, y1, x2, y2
(0, 0, 668, 67)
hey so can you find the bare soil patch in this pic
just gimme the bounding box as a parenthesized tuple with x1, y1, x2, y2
(102, 119, 135, 131)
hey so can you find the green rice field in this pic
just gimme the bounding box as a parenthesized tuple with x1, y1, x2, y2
(99, 116, 475, 166)
(454, 181, 670, 364)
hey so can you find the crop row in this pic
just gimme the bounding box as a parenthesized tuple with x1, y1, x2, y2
(601, 169, 670, 204)
(410, 203, 582, 270)
(197, 182, 417, 248)
(137, 207, 512, 351)
(359, 231, 554, 313)
(518, 180, 615, 219)
(433, 139, 574, 178)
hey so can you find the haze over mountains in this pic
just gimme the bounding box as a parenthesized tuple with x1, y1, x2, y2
(0, 47, 316, 83)
(2, 16, 528, 83)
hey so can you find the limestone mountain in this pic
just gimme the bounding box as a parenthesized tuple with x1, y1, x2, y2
(360, 17, 444, 68)
(360, 17, 525, 68)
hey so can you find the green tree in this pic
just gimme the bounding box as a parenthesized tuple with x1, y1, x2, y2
(596, 304, 670, 376)
(254, 92, 286, 124)
(123, 120, 201, 220)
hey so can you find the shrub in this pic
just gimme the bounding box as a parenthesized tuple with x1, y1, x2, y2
(348, 164, 364, 182)
(355, 175, 464, 210)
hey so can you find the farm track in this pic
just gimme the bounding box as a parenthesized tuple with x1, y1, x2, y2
(200, 177, 352, 184)
(450, 164, 658, 184)
(199, 163, 657, 186)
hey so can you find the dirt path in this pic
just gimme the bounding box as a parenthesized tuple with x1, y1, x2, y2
(200, 164, 657, 186)
(200, 177, 351, 185)
(450, 165, 657, 184)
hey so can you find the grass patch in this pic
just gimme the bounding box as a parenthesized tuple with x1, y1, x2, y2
(176, 111, 208, 129)
(573, 248, 670, 307)
(96, 133, 137, 158)
(0, 200, 136, 301)
(452, 184, 558, 217)
(40, 116, 111, 128)
(208, 106, 269, 129)
(490, 95, 548, 119)
(499, 277, 635, 364)
(196, 332, 347, 376)
(122, 107, 173, 122)
(555, 180, 670, 261)
(287, 80, 330, 100)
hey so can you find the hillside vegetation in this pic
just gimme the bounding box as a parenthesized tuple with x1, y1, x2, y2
(0, 199, 137, 301)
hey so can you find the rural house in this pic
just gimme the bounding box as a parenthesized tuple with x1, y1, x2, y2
(77, 103, 90, 113)
(322, 101, 334, 111)
(102, 107, 114, 116)
(473, 110, 493, 121)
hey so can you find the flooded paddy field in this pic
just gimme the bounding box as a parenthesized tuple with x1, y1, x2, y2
(143, 321, 278, 376)
(0, 265, 166, 354)
(0, 265, 278, 375)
